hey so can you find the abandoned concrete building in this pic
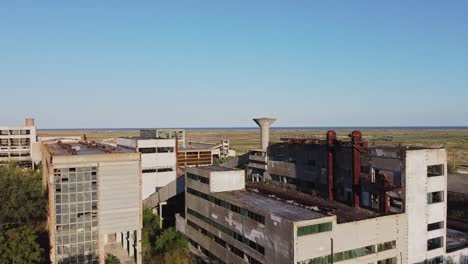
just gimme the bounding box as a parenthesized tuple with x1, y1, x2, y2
(140, 129, 186, 148)
(116, 136, 177, 199)
(168, 117, 468, 264)
(0, 117, 41, 167)
(42, 140, 142, 264)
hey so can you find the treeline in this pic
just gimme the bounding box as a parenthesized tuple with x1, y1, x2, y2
(0, 164, 48, 263)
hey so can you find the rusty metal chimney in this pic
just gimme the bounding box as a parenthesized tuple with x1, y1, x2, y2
(25, 118, 35, 126)
(253, 117, 276, 150)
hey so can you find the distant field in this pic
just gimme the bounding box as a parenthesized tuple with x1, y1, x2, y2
(38, 129, 468, 169)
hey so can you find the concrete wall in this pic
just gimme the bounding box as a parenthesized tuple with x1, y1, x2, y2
(0, 124, 37, 166)
(99, 160, 141, 234)
(405, 149, 447, 263)
(186, 187, 294, 264)
(210, 170, 245, 193)
(117, 137, 176, 198)
(296, 214, 408, 264)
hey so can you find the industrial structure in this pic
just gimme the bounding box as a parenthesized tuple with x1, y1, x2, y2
(170, 117, 468, 264)
(42, 140, 142, 264)
(117, 136, 177, 199)
(140, 129, 185, 148)
(178, 140, 236, 167)
(0, 117, 40, 167)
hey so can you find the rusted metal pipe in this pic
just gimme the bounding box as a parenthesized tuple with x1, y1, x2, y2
(351, 131, 363, 208)
(326, 130, 336, 201)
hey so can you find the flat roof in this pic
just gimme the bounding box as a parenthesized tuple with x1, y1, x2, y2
(119, 136, 174, 140)
(243, 182, 380, 223)
(195, 165, 238, 172)
(46, 142, 134, 156)
(180, 142, 216, 151)
(215, 189, 326, 222)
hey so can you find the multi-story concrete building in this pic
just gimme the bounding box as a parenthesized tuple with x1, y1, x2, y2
(117, 136, 177, 199)
(180, 137, 449, 263)
(140, 129, 185, 148)
(0, 118, 40, 167)
(42, 140, 142, 264)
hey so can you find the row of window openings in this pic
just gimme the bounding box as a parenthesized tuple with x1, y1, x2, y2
(55, 222, 98, 234)
(187, 208, 265, 255)
(187, 173, 210, 184)
(187, 187, 265, 224)
(297, 222, 332, 236)
(0, 129, 31, 135)
(138, 147, 175, 153)
(0, 152, 30, 157)
(298, 240, 396, 264)
(55, 172, 97, 182)
(0, 138, 31, 146)
(187, 220, 262, 264)
(56, 212, 98, 224)
(57, 256, 99, 264)
(55, 232, 98, 245)
(55, 167, 98, 173)
(56, 243, 98, 257)
(55, 202, 97, 213)
(55, 182, 97, 193)
(361, 164, 445, 178)
(55, 192, 98, 203)
(142, 167, 174, 173)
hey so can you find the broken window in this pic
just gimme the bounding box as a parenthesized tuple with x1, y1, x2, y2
(157, 147, 174, 153)
(427, 191, 444, 204)
(427, 165, 444, 177)
(139, 147, 156, 153)
(427, 236, 443, 251)
(427, 221, 444, 231)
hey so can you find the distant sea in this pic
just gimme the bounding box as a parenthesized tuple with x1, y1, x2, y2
(39, 126, 468, 131)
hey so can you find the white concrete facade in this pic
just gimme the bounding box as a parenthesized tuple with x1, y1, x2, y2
(405, 149, 447, 263)
(183, 148, 454, 264)
(117, 137, 177, 199)
(42, 142, 142, 264)
(0, 118, 38, 166)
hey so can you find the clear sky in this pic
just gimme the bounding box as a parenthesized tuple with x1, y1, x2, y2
(1, 1, 467, 128)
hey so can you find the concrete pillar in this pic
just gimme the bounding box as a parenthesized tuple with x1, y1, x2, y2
(103, 234, 108, 244)
(253, 118, 276, 150)
(116, 232, 122, 243)
(123, 232, 129, 251)
(129, 233, 134, 257)
(136, 229, 142, 264)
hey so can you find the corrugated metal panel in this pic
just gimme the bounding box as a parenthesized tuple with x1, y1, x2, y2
(99, 161, 141, 234)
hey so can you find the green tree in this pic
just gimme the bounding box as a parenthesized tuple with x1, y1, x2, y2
(105, 253, 121, 264)
(0, 164, 46, 229)
(155, 228, 189, 254)
(161, 247, 193, 264)
(0, 226, 44, 264)
(142, 210, 193, 264)
(0, 164, 48, 263)
(142, 209, 162, 262)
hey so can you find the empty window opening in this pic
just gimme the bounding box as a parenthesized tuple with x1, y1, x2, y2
(428, 221, 444, 231)
(427, 165, 444, 177)
(427, 237, 443, 251)
(427, 191, 444, 204)
(139, 147, 156, 153)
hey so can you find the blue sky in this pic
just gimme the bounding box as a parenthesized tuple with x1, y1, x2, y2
(1, 1, 467, 128)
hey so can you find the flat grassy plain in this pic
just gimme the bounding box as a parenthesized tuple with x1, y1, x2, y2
(38, 129, 468, 169)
